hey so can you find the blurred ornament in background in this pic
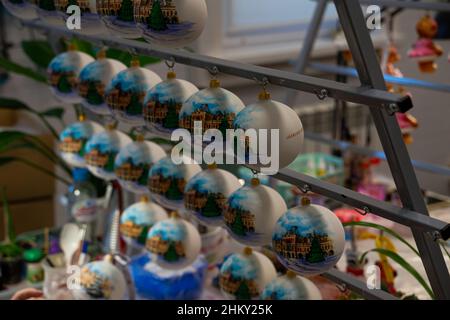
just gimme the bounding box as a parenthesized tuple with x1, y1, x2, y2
(55, 0, 108, 35)
(2, 0, 38, 21)
(35, 0, 65, 26)
(98, 0, 142, 39)
(260, 270, 322, 300)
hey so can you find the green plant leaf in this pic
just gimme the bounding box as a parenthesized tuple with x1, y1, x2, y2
(439, 240, 450, 259)
(359, 248, 434, 299)
(0, 57, 47, 83)
(105, 48, 160, 67)
(343, 220, 420, 256)
(0, 97, 32, 112)
(21, 40, 55, 69)
(0, 242, 23, 258)
(39, 107, 65, 120)
(1, 187, 15, 243)
(69, 39, 95, 57)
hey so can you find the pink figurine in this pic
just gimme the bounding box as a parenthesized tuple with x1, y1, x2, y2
(408, 15, 443, 73)
(396, 113, 419, 145)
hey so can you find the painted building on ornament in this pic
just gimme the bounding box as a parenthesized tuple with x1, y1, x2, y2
(219, 272, 259, 297)
(59, 136, 84, 154)
(223, 208, 256, 233)
(273, 230, 334, 260)
(146, 235, 185, 257)
(49, 71, 78, 91)
(184, 189, 227, 213)
(120, 220, 144, 238)
(144, 98, 183, 125)
(106, 88, 146, 112)
(54, 0, 91, 12)
(179, 106, 236, 132)
(134, 0, 179, 24)
(85, 149, 110, 167)
(78, 81, 106, 100)
(149, 174, 186, 195)
(115, 162, 145, 181)
(80, 267, 112, 299)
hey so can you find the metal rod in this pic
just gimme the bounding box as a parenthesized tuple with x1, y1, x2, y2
(334, 0, 450, 299)
(21, 19, 412, 113)
(284, 0, 328, 106)
(357, 0, 450, 12)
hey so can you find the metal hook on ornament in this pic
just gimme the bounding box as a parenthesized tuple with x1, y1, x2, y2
(314, 88, 328, 100)
(336, 283, 348, 294)
(298, 184, 311, 194)
(165, 57, 176, 71)
(207, 66, 219, 78)
(253, 76, 269, 90)
(354, 206, 370, 216)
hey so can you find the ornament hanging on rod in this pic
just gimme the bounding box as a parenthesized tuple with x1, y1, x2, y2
(98, 0, 142, 39)
(1, 0, 38, 21)
(260, 270, 322, 300)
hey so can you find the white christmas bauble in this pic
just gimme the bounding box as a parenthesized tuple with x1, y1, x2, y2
(47, 49, 95, 103)
(145, 213, 201, 270)
(106, 62, 162, 126)
(234, 92, 304, 173)
(55, 0, 108, 35)
(36, 0, 65, 26)
(78, 54, 127, 115)
(224, 178, 287, 246)
(98, 0, 142, 39)
(272, 198, 345, 276)
(137, 0, 207, 48)
(114, 138, 166, 194)
(84, 127, 132, 180)
(73, 258, 127, 300)
(120, 197, 168, 247)
(148, 155, 202, 210)
(184, 164, 241, 227)
(59, 118, 95, 168)
(219, 247, 277, 300)
(179, 79, 245, 135)
(1, 0, 38, 20)
(260, 271, 322, 300)
(143, 71, 198, 138)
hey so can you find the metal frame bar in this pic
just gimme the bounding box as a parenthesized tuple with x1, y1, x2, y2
(356, 0, 450, 12)
(333, 0, 450, 299)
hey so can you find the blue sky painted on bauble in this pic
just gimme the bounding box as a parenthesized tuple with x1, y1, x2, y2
(149, 156, 184, 179)
(121, 203, 156, 226)
(115, 141, 149, 167)
(228, 187, 258, 210)
(48, 52, 77, 73)
(272, 207, 330, 240)
(260, 277, 306, 300)
(59, 122, 92, 141)
(220, 253, 257, 280)
(79, 60, 106, 82)
(147, 220, 186, 242)
(145, 80, 188, 105)
(233, 104, 264, 129)
(85, 132, 120, 154)
(184, 171, 220, 194)
(179, 88, 244, 118)
(106, 68, 149, 93)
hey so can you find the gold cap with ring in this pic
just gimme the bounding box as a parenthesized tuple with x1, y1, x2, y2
(258, 90, 271, 101)
(301, 197, 311, 206)
(103, 254, 113, 263)
(78, 113, 86, 122)
(96, 49, 106, 59)
(105, 122, 117, 130)
(130, 57, 140, 68)
(251, 177, 260, 187)
(68, 43, 77, 51)
(286, 270, 297, 279)
(167, 71, 177, 79)
(207, 162, 217, 170)
(209, 79, 220, 88)
(135, 133, 145, 142)
(140, 195, 149, 203)
(243, 247, 253, 256)
(170, 211, 180, 219)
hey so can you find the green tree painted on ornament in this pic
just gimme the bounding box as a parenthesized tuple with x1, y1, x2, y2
(219, 114, 230, 136)
(166, 179, 182, 200)
(57, 75, 72, 93)
(118, 0, 134, 22)
(39, 0, 55, 11)
(137, 226, 150, 245)
(66, 0, 78, 9)
(230, 208, 246, 236)
(79, 140, 87, 156)
(127, 94, 142, 116)
(163, 99, 179, 129)
(306, 235, 326, 263)
(105, 152, 116, 172)
(86, 82, 103, 105)
(235, 281, 251, 300)
(137, 166, 149, 186)
(202, 194, 221, 218)
(164, 242, 179, 262)
(147, 0, 167, 31)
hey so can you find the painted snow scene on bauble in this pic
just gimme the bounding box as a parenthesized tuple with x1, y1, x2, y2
(74, 260, 126, 300)
(97, 0, 142, 38)
(260, 273, 322, 300)
(59, 121, 94, 167)
(36, 0, 65, 26)
(78, 57, 127, 115)
(137, 0, 207, 48)
(48, 50, 95, 103)
(179, 81, 245, 137)
(106, 64, 161, 126)
(143, 73, 198, 138)
(114, 140, 166, 194)
(146, 217, 201, 269)
(148, 156, 201, 210)
(184, 168, 241, 227)
(120, 200, 167, 247)
(1, 0, 37, 21)
(272, 202, 345, 276)
(224, 182, 287, 246)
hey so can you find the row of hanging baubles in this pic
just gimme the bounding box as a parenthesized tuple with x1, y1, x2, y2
(2, 0, 207, 48)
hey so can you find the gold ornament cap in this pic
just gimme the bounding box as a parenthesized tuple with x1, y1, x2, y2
(130, 58, 140, 68)
(96, 49, 106, 59)
(78, 113, 86, 122)
(170, 211, 180, 219)
(286, 270, 297, 279)
(301, 197, 311, 206)
(140, 195, 149, 203)
(135, 133, 145, 142)
(105, 122, 117, 130)
(251, 178, 260, 187)
(258, 90, 271, 101)
(68, 43, 77, 51)
(209, 79, 220, 88)
(103, 254, 113, 263)
(243, 247, 253, 256)
(167, 71, 177, 79)
(207, 162, 217, 170)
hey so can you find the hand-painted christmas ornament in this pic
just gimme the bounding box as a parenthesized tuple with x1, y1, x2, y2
(143, 70, 198, 138)
(179, 79, 245, 135)
(1, 0, 38, 21)
(234, 90, 304, 173)
(114, 134, 166, 194)
(184, 163, 241, 227)
(84, 124, 132, 180)
(224, 178, 287, 246)
(137, 0, 208, 48)
(120, 195, 168, 247)
(47, 46, 95, 103)
(260, 270, 322, 300)
(148, 155, 202, 210)
(408, 15, 443, 73)
(219, 247, 277, 300)
(36, 0, 65, 26)
(106, 59, 162, 126)
(145, 212, 201, 270)
(78, 50, 127, 115)
(59, 114, 94, 168)
(97, 0, 142, 39)
(73, 255, 127, 300)
(272, 197, 345, 276)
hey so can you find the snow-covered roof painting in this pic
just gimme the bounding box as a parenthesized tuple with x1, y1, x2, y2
(106, 68, 149, 93)
(115, 141, 150, 167)
(149, 156, 184, 179)
(60, 122, 92, 141)
(260, 277, 306, 300)
(85, 131, 120, 154)
(184, 171, 220, 194)
(220, 253, 258, 280)
(48, 52, 78, 73)
(121, 203, 155, 226)
(79, 60, 107, 82)
(147, 220, 186, 242)
(228, 187, 258, 212)
(233, 104, 264, 129)
(145, 80, 190, 104)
